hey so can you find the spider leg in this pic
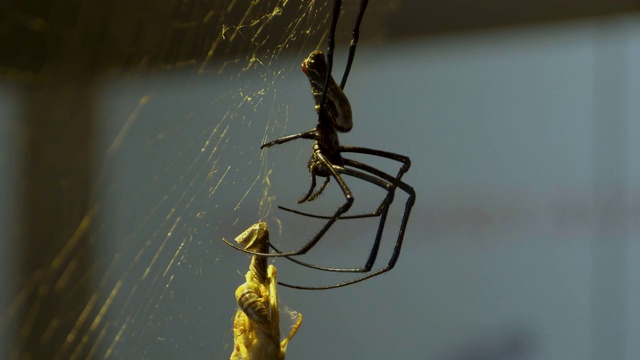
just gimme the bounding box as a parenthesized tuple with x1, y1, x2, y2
(261, 129, 317, 149)
(339, 145, 412, 182)
(277, 148, 411, 219)
(298, 172, 318, 203)
(299, 176, 330, 203)
(339, 0, 369, 90)
(279, 172, 416, 290)
(222, 152, 353, 257)
(318, 0, 342, 113)
(274, 166, 410, 273)
(277, 205, 373, 220)
(277, 158, 396, 220)
(341, 146, 411, 214)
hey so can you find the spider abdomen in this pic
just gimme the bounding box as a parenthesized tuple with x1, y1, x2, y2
(302, 50, 353, 132)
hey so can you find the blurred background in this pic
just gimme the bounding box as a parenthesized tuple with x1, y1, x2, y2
(1, 1, 639, 359)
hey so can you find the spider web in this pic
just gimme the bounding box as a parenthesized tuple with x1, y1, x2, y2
(1, 1, 398, 359)
(6, 2, 640, 360)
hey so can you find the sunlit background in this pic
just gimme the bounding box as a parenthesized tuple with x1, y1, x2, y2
(1, 1, 639, 359)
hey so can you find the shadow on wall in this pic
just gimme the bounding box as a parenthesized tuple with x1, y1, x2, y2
(443, 325, 535, 360)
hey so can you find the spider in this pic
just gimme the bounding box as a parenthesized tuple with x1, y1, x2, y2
(224, 0, 415, 290)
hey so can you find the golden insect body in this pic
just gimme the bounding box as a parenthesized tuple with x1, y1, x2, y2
(231, 223, 302, 360)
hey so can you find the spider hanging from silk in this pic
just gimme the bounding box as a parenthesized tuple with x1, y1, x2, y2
(224, 0, 415, 290)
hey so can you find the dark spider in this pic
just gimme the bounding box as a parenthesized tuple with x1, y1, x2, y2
(224, 0, 415, 290)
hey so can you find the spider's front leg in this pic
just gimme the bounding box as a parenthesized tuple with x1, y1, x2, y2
(260, 129, 317, 149)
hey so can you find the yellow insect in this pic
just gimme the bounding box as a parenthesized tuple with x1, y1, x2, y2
(231, 222, 302, 360)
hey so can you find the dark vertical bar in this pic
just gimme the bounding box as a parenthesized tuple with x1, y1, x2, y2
(15, 61, 95, 359)
(591, 19, 630, 360)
